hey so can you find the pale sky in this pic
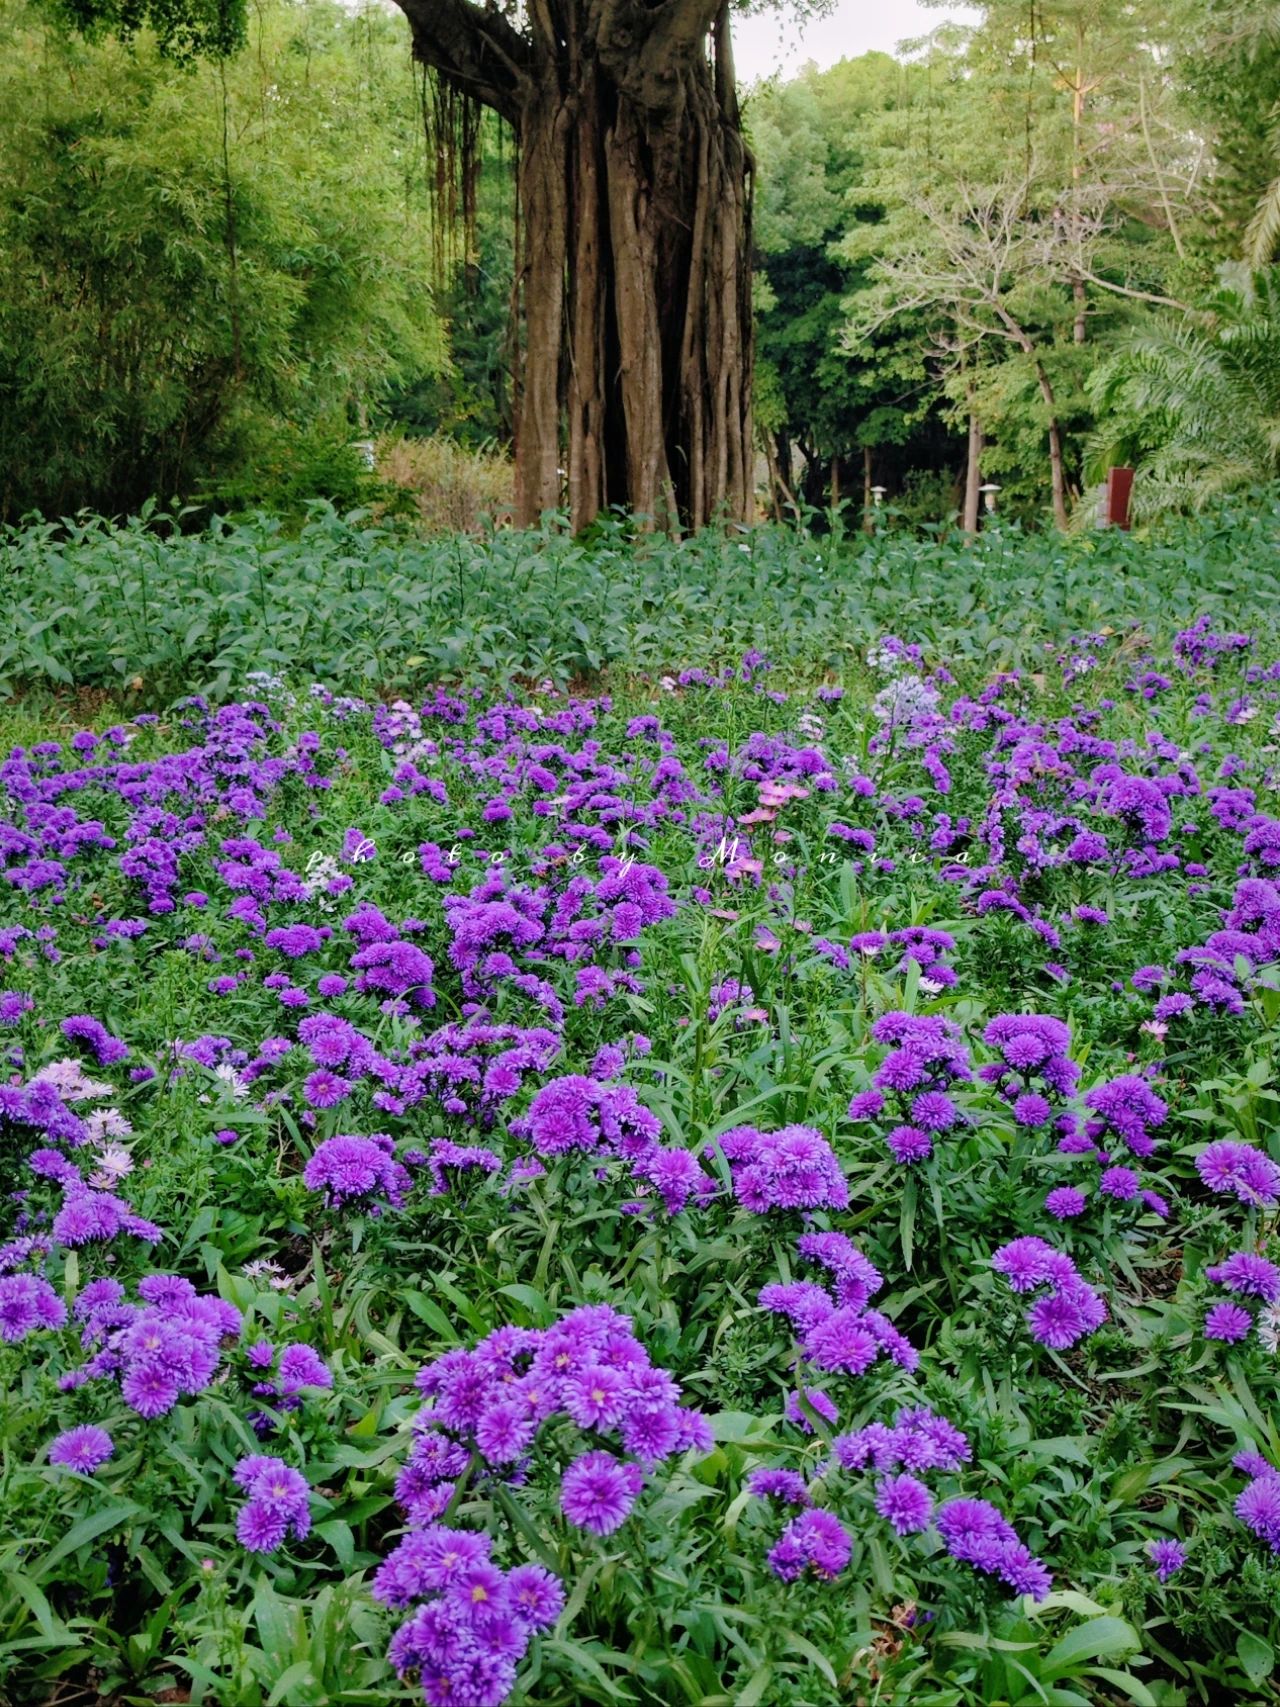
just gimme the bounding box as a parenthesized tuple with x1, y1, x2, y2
(733, 0, 979, 84)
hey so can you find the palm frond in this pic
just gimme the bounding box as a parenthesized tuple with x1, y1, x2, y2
(1246, 175, 1280, 268)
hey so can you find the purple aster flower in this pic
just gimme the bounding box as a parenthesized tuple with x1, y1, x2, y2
(559, 1450, 643, 1535)
(783, 1386, 840, 1432)
(846, 1089, 885, 1122)
(875, 1473, 933, 1535)
(1147, 1538, 1187, 1582)
(1236, 1475, 1280, 1551)
(1195, 1141, 1280, 1208)
(747, 1468, 811, 1505)
(0, 1273, 67, 1341)
(767, 1508, 852, 1581)
(507, 1563, 564, 1630)
(237, 1500, 290, 1553)
(48, 1425, 113, 1472)
(1045, 1186, 1087, 1219)
(1099, 1165, 1140, 1201)
(1206, 1251, 1280, 1303)
(303, 1069, 353, 1109)
(886, 1124, 932, 1164)
(1013, 1093, 1052, 1128)
(277, 1343, 333, 1392)
(1234, 1449, 1276, 1479)
(1204, 1301, 1253, 1342)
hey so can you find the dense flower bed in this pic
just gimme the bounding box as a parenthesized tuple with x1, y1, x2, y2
(2, 630, 1280, 1703)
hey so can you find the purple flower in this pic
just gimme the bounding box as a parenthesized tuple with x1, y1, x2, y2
(1099, 1165, 1140, 1201)
(303, 1069, 353, 1109)
(277, 1343, 333, 1393)
(1236, 1475, 1280, 1551)
(846, 1089, 885, 1122)
(1195, 1141, 1280, 1208)
(303, 1133, 410, 1211)
(1027, 1282, 1107, 1349)
(747, 1468, 811, 1505)
(1045, 1186, 1087, 1219)
(767, 1508, 852, 1581)
(559, 1450, 642, 1535)
(875, 1473, 933, 1535)
(1147, 1538, 1187, 1581)
(48, 1425, 113, 1472)
(507, 1563, 564, 1630)
(1205, 1251, 1280, 1303)
(1204, 1301, 1253, 1342)
(234, 1455, 312, 1552)
(0, 1273, 67, 1341)
(885, 1125, 932, 1164)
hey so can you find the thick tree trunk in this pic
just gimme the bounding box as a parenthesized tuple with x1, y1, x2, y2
(994, 302, 1070, 532)
(397, 0, 753, 534)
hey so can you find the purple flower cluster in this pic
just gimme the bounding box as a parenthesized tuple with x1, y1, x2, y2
(1234, 1450, 1280, 1553)
(991, 1237, 1108, 1350)
(935, 1497, 1053, 1598)
(234, 1454, 313, 1552)
(59, 1272, 242, 1417)
(509, 1074, 714, 1214)
(61, 1014, 130, 1065)
(1196, 1140, 1280, 1208)
(242, 1338, 332, 1434)
(749, 1394, 1049, 1598)
(0, 1272, 66, 1341)
(718, 1123, 848, 1212)
(380, 1530, 563, 1707)
(302, 1133, 411, 1212)
(1202, 1247, 1280, 1343)
(374, 1307, 707, 1705)
(848, 1011, 970, 1165)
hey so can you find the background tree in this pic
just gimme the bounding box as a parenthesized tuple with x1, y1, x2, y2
(751, 54, 958, 522)
(1087, 265, 1280, 515)
(0, 0, 443, 521)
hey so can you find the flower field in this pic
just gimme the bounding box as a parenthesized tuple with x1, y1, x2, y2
(3, 615, 1280, 1705)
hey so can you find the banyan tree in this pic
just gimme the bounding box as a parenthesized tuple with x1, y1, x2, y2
(398, 0, 755, 532)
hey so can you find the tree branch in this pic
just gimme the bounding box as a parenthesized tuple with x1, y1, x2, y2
(392, 0, 529, 126)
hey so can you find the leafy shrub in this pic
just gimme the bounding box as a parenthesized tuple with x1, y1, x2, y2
(2, 491, 1280, 704)
(375, 432, 515, 534)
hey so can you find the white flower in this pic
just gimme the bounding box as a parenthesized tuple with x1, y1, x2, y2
(244, 1258, 294, 1292)
(89, 1144, 134, 1188)
(871, 675, 940, 730)
(83, 1108, 133, 1141)
(213, 1063, 249, 1102)
(29, 1058, 113, 1101)
(1258, 1301, 1280, 1355)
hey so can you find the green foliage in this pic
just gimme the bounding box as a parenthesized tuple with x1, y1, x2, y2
(2, 496, 1280, 703)
(1087, 268, 1280, 518)
(0, 0, 445, 523)
(749, 55, 957, 510)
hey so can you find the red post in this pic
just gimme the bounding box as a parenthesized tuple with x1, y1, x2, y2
(1105, 466, 1134, 530)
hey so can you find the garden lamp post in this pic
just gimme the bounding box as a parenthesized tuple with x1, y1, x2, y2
(979, 482, 1001, 517)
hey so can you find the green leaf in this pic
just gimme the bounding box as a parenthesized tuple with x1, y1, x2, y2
(1236, 1631, 1275, 1684)
(38, 1501, 145, 1578)
(1042, 1617, 1140, 1681)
